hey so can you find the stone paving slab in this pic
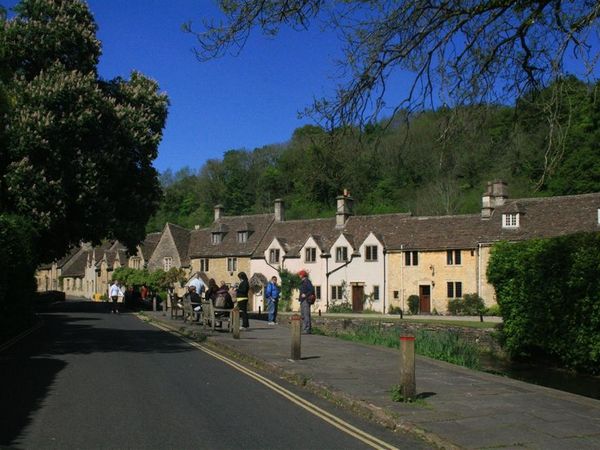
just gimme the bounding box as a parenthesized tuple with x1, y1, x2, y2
(143, 312, 600, 449)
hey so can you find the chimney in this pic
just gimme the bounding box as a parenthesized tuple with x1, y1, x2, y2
(481, 180, 508, 218)
(214, 204, 224, 222)
(336, 190, 354, 228)
(274, 198, 285, 222)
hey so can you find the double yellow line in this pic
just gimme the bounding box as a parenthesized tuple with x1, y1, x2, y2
(150, 321, 399, 450)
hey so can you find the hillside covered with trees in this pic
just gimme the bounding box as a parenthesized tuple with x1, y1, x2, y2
(148, 77, 600, 231)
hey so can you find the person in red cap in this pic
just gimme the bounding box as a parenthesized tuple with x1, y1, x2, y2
(298, 270, 314, 334)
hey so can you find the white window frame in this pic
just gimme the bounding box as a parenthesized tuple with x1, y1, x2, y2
(315, 285, 322, 300)
(372, 285, 380, 300)
(365, 245, 378, 262)
(269, 248, 280, 264)
(335, 246, 348, 262)
(237, 231, 248, 243)
(502, 213, 520, 228)
(211, 233, 222, 244)
(331, 285, 343, 301)
(305, 247, 317, 263)
(227, 257, 237, 273)
(163, 257, 172, 271)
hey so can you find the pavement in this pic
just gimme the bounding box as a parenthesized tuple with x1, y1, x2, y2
(142, 310, 600, 449)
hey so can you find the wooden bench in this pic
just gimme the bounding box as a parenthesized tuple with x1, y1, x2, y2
(182, 295, 199, 323)
(200, 300, 232, 332)
(170, 294, 184, 320)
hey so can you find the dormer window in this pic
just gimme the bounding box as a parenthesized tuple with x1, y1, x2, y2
(237, 231, 248, 243)
(163, 257, 172, 271)
(211, 233, 222, 244)
(502, 213, 520, 228)
(269, 249, 280, 264)
(335, 246, 348, 262)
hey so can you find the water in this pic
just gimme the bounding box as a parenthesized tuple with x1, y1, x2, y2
(480, 355, 600, 400)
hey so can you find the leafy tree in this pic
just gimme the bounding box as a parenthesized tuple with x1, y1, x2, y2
(0, 0, 168, 261)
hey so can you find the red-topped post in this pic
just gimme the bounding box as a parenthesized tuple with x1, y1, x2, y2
(399, 335, 416, 401)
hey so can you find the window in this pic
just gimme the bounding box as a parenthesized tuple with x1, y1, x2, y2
(315, 286, 321, 300)
(447, 250, 461, 265)
(269, 248, 280, 264)
(211, 233, 222, 244)
(502, 213, 520, 228)
(237, 231, 248, 243)
(405, 251, 419, 266)
(66, 279, 71, 290)
(200, 258, 209, 272)
(227, 257, 237, 272)
(335, 246, 348, 262)
(365, 245, 378, 261)
(393, 290, 399, 299)
(305, 247, 317, 263)
(331, 285, 343, 301)
(131, 257, 141, 269)
(373, 285, 380, 301)
(447, 281, 463, 298)
(163, 257, 172, 271)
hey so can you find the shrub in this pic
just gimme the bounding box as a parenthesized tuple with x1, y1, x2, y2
(485, 304, 501, 316)
(407, 295, 420, 314)
(448, 293, 485, 315)
(388, 305, 403, 315)
(487, 233, 600, 374)
(328, 302, 353, 313)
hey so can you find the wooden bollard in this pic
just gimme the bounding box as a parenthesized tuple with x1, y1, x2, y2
(232, 307, 240, 339)
(399, 336, 416, 401)
(291, 314, 301, 360)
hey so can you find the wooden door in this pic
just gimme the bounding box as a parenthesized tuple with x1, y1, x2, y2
(352, 285, 364, 312)
(419, 285, 431, 314)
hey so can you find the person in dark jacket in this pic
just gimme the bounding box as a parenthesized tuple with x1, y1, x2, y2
(298, 270, 314, 334)
(236, 272, 250, 329)
(205, 278, 219, 303)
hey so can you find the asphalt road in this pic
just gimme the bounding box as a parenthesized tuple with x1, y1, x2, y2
(0, 300, 428, 449)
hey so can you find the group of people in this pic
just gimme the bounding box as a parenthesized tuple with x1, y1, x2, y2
(109, 269, 315, 334)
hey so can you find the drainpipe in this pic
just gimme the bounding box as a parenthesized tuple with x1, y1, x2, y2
(477, 243, 482, 297)
(325, 256, 329, 310)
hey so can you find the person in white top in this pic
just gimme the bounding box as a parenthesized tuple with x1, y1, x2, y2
(108, 280, 122, 314)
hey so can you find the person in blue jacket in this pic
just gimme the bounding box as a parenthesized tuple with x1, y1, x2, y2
(265, 276, 281, 325)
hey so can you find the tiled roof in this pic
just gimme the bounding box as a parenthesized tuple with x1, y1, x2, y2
(139, 232, 161, 259)
(188, 214, 274, 257)
(253, 217, 338, 257)
(483, 192, 600, 242)
(166, 223, 191, 266)
(61, 250, 88, 277)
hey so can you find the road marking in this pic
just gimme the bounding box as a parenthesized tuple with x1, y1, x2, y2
(149, 321, 399, 450)
(0, 321, 43, 353)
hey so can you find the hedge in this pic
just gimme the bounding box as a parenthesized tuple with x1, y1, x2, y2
(0, 214, 38, 341)
(487, 232, 600, 374)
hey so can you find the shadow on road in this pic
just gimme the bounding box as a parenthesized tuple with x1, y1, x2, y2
(0, 299, 193, 445)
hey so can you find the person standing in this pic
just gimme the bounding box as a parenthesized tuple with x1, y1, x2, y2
(236, 272, 250, 329)
(108, 280, 122, 314)
(265, 276, 281, 325)
(298, 270, 314, 334)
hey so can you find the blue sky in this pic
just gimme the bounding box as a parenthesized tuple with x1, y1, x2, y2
(5, 1, 599, 174)
(88, 0, 346, 173)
